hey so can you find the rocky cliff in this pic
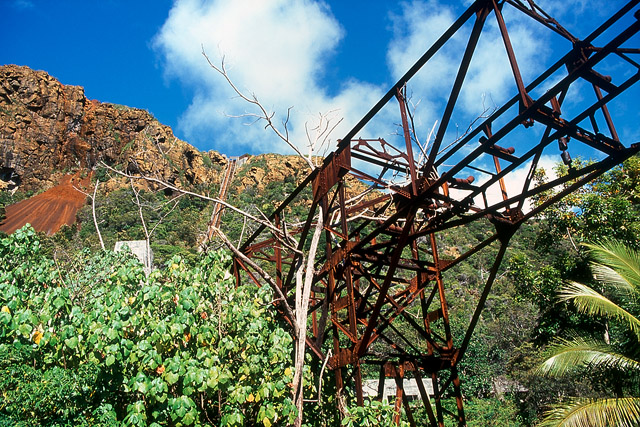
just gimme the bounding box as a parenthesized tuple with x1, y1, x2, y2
(0, 65, 225, 193)
(0, 65, 338, 238)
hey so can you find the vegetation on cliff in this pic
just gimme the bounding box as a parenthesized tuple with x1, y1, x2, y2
(0, 65, 225, 194)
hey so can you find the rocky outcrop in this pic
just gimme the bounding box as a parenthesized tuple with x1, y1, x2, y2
(237, 154, 312, 193)
(0, 65, 226, 193)
(0, 65, 373, 237)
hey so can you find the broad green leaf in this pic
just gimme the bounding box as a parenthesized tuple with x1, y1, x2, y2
(106, 354, 116, 366)
(65, 336, 78, 349)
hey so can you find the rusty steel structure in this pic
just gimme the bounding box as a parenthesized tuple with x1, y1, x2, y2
(233, 0, 640, 425)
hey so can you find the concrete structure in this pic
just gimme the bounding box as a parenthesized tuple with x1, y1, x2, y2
(114, 240, 153, 275)
(362, 377, 525, 401)
(363, 378, 434, 401)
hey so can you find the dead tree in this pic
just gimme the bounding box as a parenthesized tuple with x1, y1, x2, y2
(199, 49, 371, 425)
(103, 55, 350, 424)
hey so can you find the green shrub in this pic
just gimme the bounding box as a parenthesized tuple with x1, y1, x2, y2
(342, 399, 407, 427)
(0, 226, 296, 426)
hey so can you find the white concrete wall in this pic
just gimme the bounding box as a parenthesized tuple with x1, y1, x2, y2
(114, 240, 153, 275)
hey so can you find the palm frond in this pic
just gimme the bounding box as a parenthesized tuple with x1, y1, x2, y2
(538, 240, 640, 427)
(559, 281, 640, 341)
(584, 240, 640, 292)
(590, 263, 636, 295)
(537, 336, 640, 377)
(538, 396, 640, 427)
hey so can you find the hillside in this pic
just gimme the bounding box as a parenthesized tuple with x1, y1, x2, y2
(0, 65, 230, 235)
(0, 65, 319, 251)
(0, 65, 226, 193)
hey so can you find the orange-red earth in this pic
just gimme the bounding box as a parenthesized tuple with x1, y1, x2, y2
(0, 173, 90, 235)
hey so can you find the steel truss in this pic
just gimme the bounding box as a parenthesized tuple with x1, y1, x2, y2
(233, 0, 640, 425)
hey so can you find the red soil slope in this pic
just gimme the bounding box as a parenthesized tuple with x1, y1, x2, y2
(0, 174, 90, 235)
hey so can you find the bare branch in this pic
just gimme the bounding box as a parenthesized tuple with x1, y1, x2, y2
(201, 47, 314, 170)
(149, 194, 184, 237)
(130, 179, 150, 240)
(437, 99, 495, 157)
(101, 162, 287, 240)
(303, 348, 332, 404)
(292, 205, 325, 422)
(74, 178, 105, 251)
(305, 111, 343, 164)
(237, 215, 247, 248)
(92, 180, 105, 250)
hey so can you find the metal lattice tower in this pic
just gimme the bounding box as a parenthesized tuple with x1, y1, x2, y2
(232, 0, 640, 425)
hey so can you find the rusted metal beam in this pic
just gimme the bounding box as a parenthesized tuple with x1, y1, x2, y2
(230, 1, 640, 425)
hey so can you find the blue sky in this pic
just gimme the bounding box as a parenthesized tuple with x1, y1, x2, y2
(1, 0, 639, 164)
(0, 0, 402, 156)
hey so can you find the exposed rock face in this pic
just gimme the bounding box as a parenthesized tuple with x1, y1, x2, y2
(0, 65, 362, 237)
(0, 65, 226, 193)
(237, 154, 312, 193)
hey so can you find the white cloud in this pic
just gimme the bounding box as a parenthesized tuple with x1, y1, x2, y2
(455, 154, 559, 213)
(153, 0, 589, 172)
(154, 0, 385, 155)
(489, 154, 558, 212)
(386, 0, 548, 131)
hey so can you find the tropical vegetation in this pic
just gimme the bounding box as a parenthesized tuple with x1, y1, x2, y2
(0, 226, 297, 426)
(537, 240, 640, 426)
(0, 225, 408, 426)
(0, 154, 639, 425)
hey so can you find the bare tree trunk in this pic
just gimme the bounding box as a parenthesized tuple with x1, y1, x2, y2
(214, 228, 298, 328)
(130, 179, 153, 275)
(292, 205, 324, 427)
(74, 178, 105, 251)
(103, 50, 346, 425)
(92, 179, 105, 251)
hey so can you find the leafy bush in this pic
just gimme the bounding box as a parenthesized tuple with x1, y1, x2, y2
(0, 345, 105, 426)
(0, 226, 296, 426)
(341, 399, 407, 427)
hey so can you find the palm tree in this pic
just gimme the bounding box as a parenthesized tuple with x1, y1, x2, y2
(537, 239, 640, 427)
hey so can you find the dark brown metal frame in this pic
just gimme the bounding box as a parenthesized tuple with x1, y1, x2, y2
(233, 1, 640, 425)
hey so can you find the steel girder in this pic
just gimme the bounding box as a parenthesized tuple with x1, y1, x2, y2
(233, 0, 640, 425)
